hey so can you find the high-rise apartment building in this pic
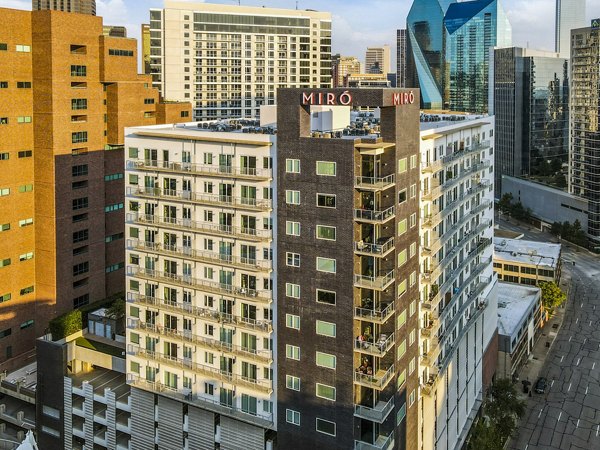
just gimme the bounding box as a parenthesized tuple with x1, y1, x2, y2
(397, 29, 407, 88)
(418, 113, 497, 450)
(32, 0, 96, 15)
(332, 54, 362, 87)
(147, 1, 332, 121)
(365, 45, 391, 75)
(492, 47, 569, 194)
(555, 0, 587, 58)
(570, 24, 600, 241)
(0, 7, 190, 370)
(406, 0, 511, 112)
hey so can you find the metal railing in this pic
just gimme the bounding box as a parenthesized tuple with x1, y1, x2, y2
(354, 431, 395, 450)
(354, 270, 395, 290)
(354, 206, 395, 223)
(353, 397, 394, 423)
(127, 160, 273, 180)
(353, 364, 395, 390)
(354, 332, 395, 357)
(354, 174, 396, 190)
(354, 237, 395, 256)
(354, 302, 395, 324)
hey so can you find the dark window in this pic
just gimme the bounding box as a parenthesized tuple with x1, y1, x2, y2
(72, 180, 88, 189)
(72, 164, 88, 177)
(71, 99, 87, 110)
(73, 262, 89, 276)
(20, 320, 34, 329)
(181, 110, 190, 118)
(108, 49, 134, 57)
(20, 286, 34, 295)
(73, 278, 88, 288)
(398, 190, 407, 203)
(106, 262, 124, 273)
(16, 82, 31, 88)
(105, 232, 124, 243)
(72, 229, 89, 243)
(0, 153, 8, 160)
(18, 150, 32, 158)
(70, 44, 87, 54)
(0, 82, 7, 88)
(144, 98, 155, 104)
(73, 245, 88, 256)
(71, 131, 88, 143)
(316, 289, 336, 305)
(72, 197, 88, 210)
(0, 43, 7, 51)
(70, 65, 87, 77)
(72, 213, 88, 223)
(73, 294, 90, 308)
(0, 118, 9, 125)
(0, 328, 12, 339)
(317, 194, 336, 208)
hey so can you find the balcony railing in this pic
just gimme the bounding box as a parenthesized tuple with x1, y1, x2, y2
(354, 431, 395, 450)
(127, 239, 272, 272)
(354, 237, 395, 257)
(421, 159, 443, 173)
(354, 302, 395, 324)
(354, 332, 395, 357)
(128, 266, 272, 303)
(129, 346, 273, 393)
(127, 375, 274, 429)
(353, 364, 395, 390)
(354, 270, 395, 290)
(354, 174, 396, 191)
(127, 213, 273, 242)
(128, 293, 272, 332)
(129, 320, 272, 363)
(127, 187, 272, 212)
(354, 206, 395, 223)
(354, 397, 394, 423)
(127, 160, 273, 180)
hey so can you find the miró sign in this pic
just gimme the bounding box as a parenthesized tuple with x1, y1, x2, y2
(392, 91, 415, 106)
(302, 91, 353, 106)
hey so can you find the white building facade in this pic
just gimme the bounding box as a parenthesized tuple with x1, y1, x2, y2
(418, 115, 498, 450)
(124, 123, 276, 449)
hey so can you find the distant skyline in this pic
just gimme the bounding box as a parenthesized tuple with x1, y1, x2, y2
(2, 0, 600, 65)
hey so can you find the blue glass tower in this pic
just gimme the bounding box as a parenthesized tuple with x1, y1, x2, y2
(407, 0, 511, 112)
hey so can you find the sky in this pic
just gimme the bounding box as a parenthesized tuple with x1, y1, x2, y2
(2, 0, 600, 66)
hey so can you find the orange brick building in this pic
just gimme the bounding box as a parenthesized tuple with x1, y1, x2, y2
(0, 8, 191, 369)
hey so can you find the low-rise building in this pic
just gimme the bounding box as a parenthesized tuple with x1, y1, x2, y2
(493, 237, 561, 285)
(497, 282, 543, 379)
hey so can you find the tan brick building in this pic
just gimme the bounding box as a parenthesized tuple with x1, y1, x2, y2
(0, 7, 191, 369)
(33, 0, 97, 15)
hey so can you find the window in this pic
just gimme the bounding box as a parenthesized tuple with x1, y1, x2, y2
(286, 252, 300, 267)
(0, 118, 8, 125)
(409, 271, 416, 286)
(105, 232, 124, 243)
(410, 154, 417, 169)
(0, 223, 9, 232)
(0, 82, 7, 89)
(316, 289, 335, 305)
(286, 159, 300, 173)
(18, 184, 33, 193)
(0, 153, 8, 160)
(20, 319, 34, 329)
(316, 418, 336, 436)
(398, 249, 407, 267)
(316, 383, 336, 401)
(17, 150, 32, 159)
(0, 43, 5, 51)
(20, 286, 34, 295)
(286, 375, 300, 391)
(104, 173, 124, 181)
(72, 180, 87, 189)
(397, 369, 406, 389)
(71, 99, 87, 110)
(286, 314, 300, 329)
(109, 48, 134, 57)
(316, 161, 336, 176)
(409, 213, 417, 228)
(0, 293, 11, 303)
(71, 131, 88, 143)
(17, 82, 31, 89)
(285, 190, 300, 205)
(409, 300, 416, 316)
(286, 344, 300, 360)
(70, 65, 87, 76)
(398, 158, 407, 173)
(181, 110, 190, 118)
(0, 258, 11, 268)
(72, 165, 88, 177)
(316, 225, 336, 240)
(0, 188, 9, 196)
(398, 190, 407, 203)
(16, 45, 31, 52)
(397, 403, 406, 424)
(397, 340, 406, 359)
(286, 283, 300, 298)
(106, 262, 124, 273)
(316, 352, 336, 369)
(285, 221, 300, 236)
(17, 116, 32, 124)
(73, 229, 88, 243)
(128, 147, 138, 158)
(72, 213, 88, 223)
(409, 389, 416, 407)
(73, 294, 89, 308)
(410, 184, 417, 198)
(409, 357, 416, 374)
(41, 426, 59, 438)
(409, 329, 416, 345)
(316, 193, 336, 208)
(410, 242, 416, 258)
(286, 409, 300, 426)
(316, 257, 336, 273)
(397, 309, 407, 329)
(42, 405, 60, 419)
(397, 219, 407, 236)
(19, 252, 33, 261)
(73, 262, 89, 276)
(316, 320, 336, 337)
(105, 203, 124, 212)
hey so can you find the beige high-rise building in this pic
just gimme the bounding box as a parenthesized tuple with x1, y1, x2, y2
(366, 44, 391, 75)
(0, 7, 190, 371)
(32, 0, 96, 15)
(146, 1, 332, 121)
(331, 54, 361, 87)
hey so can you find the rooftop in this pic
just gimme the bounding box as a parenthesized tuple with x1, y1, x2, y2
(494, 237, 561, 269)
(497, 282, 541, 337)
(70, 366, 129, 401)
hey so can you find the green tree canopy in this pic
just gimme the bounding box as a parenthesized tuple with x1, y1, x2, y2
(539, 281, 566, 311)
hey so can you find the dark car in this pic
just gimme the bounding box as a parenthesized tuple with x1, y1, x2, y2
(535, 377, 547, 394)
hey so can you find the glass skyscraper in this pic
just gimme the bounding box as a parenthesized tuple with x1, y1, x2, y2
(555, 0, 586, 59)
(406, 0, 511, 112)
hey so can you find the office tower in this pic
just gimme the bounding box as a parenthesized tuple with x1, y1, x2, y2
(397, 29, 407, 87)
(332, 54, 362, 88)
(406, 0, 511, 112)
(365, 45, 391, 74)
(419, 113, 497, 450)
(33, 0, 96, 15)
(103, 25, 127, 38)
(142, 24, 151, 75)
(147, 1, 332, 121)
(570, 24, 600, 241)
(555, 0, 586, 58)
(0, 7, 190, 369)
(492, 47, 569, 194)
(345, 73, 391, 88)
(124, 124, 276, 449)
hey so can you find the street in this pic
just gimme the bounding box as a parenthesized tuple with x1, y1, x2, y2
(498, 218, 600, 450)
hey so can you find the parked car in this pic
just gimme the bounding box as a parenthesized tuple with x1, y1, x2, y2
(535, 377, 547, 394)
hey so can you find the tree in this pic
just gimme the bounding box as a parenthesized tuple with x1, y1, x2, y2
(106, 298, 125, 319)
(498, 193, 513, 215)
(550, 222, 562, 237)
(467, 419, 503, 450)
(539, 281, 566, 312)
(486, 378, 526, 438)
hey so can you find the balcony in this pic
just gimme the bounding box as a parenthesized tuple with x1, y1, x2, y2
(354, 237, 395, 257)
(128, 293, 273, 333)
(127, 213, 273, 242)
(354, 364, 395, 391)
(354, 206, 395, 224)
(127, 187, 272, 212)
(355, 431, 395, 450)
(421, 158, 443, 173)
(129, 319, 272, 363)
(127, 160, 272, 181)
(354, 397, 394, 423)
(354, 302, 395, 324)
(128, 266, 273, 304)
(354, 174, 395, 191)
(354, 270, 395, 291)
(354, 332, 395, 357)
(128, 239, 272, 273)
(129, 347, 273, 394)
(127, 374, 274, 429)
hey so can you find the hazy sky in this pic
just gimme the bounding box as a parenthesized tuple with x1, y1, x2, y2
(2, 0, 600, 65)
